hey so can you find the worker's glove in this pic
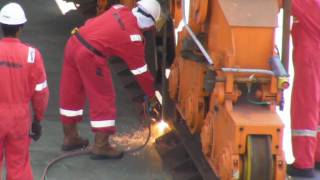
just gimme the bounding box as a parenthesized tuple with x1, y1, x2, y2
(30, 120, 42, 141)
(144, 96, 162, 121)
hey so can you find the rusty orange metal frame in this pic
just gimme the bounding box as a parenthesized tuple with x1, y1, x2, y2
(168, 0, 287, 179)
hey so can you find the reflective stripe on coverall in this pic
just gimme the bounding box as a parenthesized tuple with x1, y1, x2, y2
(291, 0, 320, 169)
(0, 38, 49, 180)
(60, 5, 155, 133)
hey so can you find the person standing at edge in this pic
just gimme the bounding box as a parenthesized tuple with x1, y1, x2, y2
(59, 0, 161, 160)
(287, 0, 320, 178)
(0, 2, 49, 180)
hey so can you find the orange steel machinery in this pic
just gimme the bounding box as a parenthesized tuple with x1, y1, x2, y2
(161, 0, 290, 179)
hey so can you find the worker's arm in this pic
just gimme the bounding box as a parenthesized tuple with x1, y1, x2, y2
(119, 45, 162, 119)
(31, 48, 49, 122)
(117, 39, 155, 98)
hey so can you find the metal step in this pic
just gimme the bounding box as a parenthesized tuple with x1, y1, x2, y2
(172, 160, 203, 180)
(155, 131, 204, 180)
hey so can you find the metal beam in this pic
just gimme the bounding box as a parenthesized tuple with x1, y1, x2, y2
(281, 0, 292, 71)
(173, 114, 219, 180)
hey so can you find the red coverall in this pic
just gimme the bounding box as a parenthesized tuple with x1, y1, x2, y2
(60, 5, 155, 134)
(0, 38, 49, 180)
(291, 0, 320, 169)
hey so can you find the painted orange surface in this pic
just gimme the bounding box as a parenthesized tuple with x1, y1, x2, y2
(169, 0, 286, 179)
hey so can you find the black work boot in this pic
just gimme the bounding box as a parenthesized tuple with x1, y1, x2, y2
(315, 162, 320, 170)
(90, 132, 124, 160)
(287, 164, 314, 178)
(61, 124, 89, 151)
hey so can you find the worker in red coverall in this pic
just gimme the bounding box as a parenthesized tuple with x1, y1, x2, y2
(59, 0, 161, 160)
(287, 0, 320, 178)
(0, 2, 49, 180)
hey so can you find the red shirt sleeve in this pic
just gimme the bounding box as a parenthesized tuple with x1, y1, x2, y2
(116, 38, 155, 98)
(31, 48, 49, 121)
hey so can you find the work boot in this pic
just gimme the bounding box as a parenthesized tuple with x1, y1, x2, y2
(287, 164, 314, 178)
(90, 132, 124, 160)
(315, 162, 320, 170)
(61, 124, 89, 151)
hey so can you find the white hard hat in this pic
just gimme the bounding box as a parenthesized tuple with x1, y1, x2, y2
(0, 3, 27, 25)
(137, 0, 161, 22)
